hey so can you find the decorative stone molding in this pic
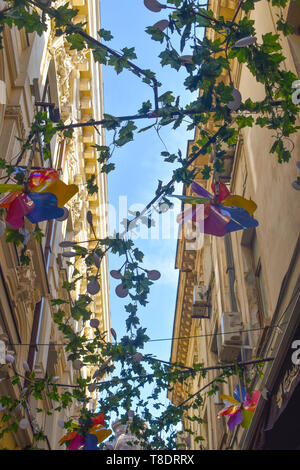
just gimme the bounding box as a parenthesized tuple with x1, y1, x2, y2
(4, 104, 26, 139)
(276, 364, 299, 409)
(15, 264, 40, 310)
(49, 38, 90, 114)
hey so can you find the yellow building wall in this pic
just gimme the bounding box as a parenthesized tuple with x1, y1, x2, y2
(0, 0, 110, 450)
(170, 0, 300, 450)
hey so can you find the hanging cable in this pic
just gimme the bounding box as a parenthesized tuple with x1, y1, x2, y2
(5, 321, 288, 348)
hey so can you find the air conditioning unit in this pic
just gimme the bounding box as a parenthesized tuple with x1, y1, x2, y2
(217, 312, 243, 363)
(192, 285, 210, 318)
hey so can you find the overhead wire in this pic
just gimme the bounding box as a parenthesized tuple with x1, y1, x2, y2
(4, 321, 288, 348)
(6, 356, 273, 390)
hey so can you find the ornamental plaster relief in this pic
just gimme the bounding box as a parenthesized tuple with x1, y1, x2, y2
(49, 39, 90, 117)
(51, 45, 73, 110)
(276, 364, 300, 409)
(64, 138, 80, 178)
(5, 258, 40, 313)
(4, 104, 26, 140)
(69, 184, 87, 235)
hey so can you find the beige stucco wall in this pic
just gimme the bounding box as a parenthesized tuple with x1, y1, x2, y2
(170, 0, 300, 450)
(0, 0, 110, 450)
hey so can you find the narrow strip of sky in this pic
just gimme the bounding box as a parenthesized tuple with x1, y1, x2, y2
(100, 0, 198, 362)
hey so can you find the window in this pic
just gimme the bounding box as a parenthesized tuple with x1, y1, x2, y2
(31, 59, 60, 166)
(241, 228, 269, 327)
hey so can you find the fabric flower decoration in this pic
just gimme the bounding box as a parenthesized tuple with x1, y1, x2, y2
(175, 181, 258, 237)
(218, 385, 261, 431)
(59, 412, 112, 450)
(0, 169, 78, 229)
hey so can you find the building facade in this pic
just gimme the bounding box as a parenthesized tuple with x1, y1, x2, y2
(169, 0, 300, 450)
(0, 0, 110, 449)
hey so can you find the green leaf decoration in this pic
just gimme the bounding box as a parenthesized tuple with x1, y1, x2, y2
(98, 28, 113, 41)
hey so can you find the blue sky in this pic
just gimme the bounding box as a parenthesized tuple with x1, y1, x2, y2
(100, 0, 196, 363)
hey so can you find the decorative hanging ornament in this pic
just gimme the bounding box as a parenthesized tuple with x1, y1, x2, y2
(115, 284, 129, 298)
(144, 0, 166, 12)
(111, 328, 117, 341)
(19, 418, 30, 430)
(218, 385, 260, 431)
(132, 353, 144, 363)
(86, 210, 93, 226)
(179, 55, 194, 65)
(175, 180, 258, 237)
(88, 383, 98, 393)
(73, 360, 83, 370)
(90, 318, 100, 329)
(153, 19, 169, 31)
(59, 241, 76, 248)
(56, 207, 69, 222)
(98, 358, 112, 372)
(59, 412, 111, 450)
(227, 88, 242, 111)
(292, 179, 300, 191)
(233, 36, 257, 47)
(87, 278, 100, 295)
(93, 253, 101, 268)
(5, 354, 15, 363)
(292, 162, 300, 190)
(62, 251, 77, 258)
(110, 269, 122, 279)
(93, 369, 101, 380)
(0, 169, 78, 230)
(146, 269, 161, 281)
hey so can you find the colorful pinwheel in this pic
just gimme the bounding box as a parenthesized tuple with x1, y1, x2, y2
(218, 385, 261, 431)
(175, 181, 258, 236)
(59, 412, 112, 450)
(0, 168, 78, 229)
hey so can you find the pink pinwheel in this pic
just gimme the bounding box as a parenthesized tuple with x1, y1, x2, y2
(175, 181, 258, 237)
(59, 412, 112, 450)
(218, 385, 261, 431)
